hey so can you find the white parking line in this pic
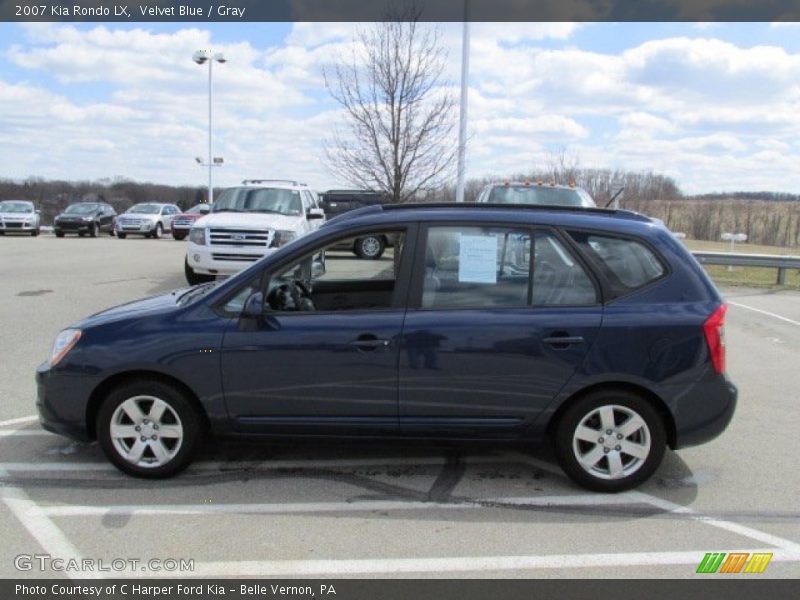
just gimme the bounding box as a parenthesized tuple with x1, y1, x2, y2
(0, 430, 53, 438)
(512, 453, 800, 557)
(0, 467, 91, 581)
(0, 415, 38, 428)
(728, 301, 800, 327)
(39, 494, 639, 517)
(148, 548, 800, 577)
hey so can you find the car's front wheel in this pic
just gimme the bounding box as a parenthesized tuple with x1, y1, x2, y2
(89, 222, 98, 238)
(553, 390, 666, 492)
(97, 380, 203, 478)
(151, 223, 163, 239)
(173, 232, 187, 241)
(117, 232, 126, 239)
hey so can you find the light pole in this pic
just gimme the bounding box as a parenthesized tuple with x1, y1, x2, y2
(455, 0, 470, 203)
(192, 49, 226, 204)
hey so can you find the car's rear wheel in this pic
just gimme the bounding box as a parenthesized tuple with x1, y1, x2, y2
(553, 390, 666, 492)
(354, 235, 385, 259)
(184, 257, 215, 286)
(97, 380, 203, 478)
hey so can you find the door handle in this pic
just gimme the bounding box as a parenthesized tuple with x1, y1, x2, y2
(542, 335, 585, 346)
(349, 335, 391, 351)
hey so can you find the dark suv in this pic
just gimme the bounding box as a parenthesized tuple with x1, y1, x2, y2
(36, 203, 736, 491)
(53, 202, 117, 237)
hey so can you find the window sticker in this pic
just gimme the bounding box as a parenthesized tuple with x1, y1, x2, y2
(458, 234, 497, 283)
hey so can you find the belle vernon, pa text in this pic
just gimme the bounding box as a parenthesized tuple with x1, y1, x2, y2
(16, 584, 338, 597)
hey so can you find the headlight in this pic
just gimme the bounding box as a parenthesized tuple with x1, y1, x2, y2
(83, 216, 93, 222)
(271, 230, 298, 248)
(189, 227, 206, 245)
(48, 329, 81, 367)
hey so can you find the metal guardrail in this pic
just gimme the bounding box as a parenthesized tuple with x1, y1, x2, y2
(692, 251, 800, 285)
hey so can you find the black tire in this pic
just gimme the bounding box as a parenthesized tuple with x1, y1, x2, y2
(89, 222, 98, 238)
(31, 229, 39, 237)
(55, 231, 65, 238)
(151, 223, 163, 239)
(354, 235, 385, 259)
(552, 389, 666, 493)
(184, 257, 215, 286)
(173, 232, 187, 241)
(78, 232, 86, 237)
(117, 233, 127, 239)
(109, 229, 115, 237)
(96, 379, 204, 478)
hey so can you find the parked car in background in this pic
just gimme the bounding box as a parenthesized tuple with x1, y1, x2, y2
(476, 181, 596, 208)
(319, 189, 394, 258)
(184, 180, 325, 285)
(115, 203, 180, 239)
(0, 200, 41, 236)
(171, 203, 211, 241)
(54, 202, 116, 238)
(37, 203, 736, 491)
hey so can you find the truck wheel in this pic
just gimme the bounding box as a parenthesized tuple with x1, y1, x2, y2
(354, 235, 385, 259)
(185, 257, 215, 286)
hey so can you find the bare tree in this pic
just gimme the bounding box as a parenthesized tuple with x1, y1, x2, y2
(323, 8, 456, 203)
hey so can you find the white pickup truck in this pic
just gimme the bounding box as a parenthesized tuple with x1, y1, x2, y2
(184, 180, 325, 285)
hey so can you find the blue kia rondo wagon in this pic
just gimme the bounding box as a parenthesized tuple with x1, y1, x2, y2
(36, 203, 736, 491)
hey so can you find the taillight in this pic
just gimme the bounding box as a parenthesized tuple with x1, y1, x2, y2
(703, 304, 727, 374)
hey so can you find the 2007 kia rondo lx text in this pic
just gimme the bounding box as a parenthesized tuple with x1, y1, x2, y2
(36, 203, 737, 492)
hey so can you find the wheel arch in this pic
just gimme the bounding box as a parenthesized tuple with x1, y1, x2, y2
(86, 370, 210, 440)
(546, 381, 677, 449)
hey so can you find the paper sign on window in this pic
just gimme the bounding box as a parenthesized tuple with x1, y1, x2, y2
(458, 234, 497, 283)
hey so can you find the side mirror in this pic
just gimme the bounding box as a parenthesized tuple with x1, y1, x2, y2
(241, 291, 265, 318)
(307, 208, 325, 220)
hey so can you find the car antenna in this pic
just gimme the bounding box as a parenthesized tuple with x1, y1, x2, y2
(604, 187, 625, 208)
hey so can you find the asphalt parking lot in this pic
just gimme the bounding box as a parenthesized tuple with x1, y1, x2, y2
(1, 234, 799, 578)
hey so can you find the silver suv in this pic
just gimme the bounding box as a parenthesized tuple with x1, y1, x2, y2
(115, 203, 180, 239)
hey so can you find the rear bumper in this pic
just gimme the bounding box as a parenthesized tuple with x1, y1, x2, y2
(672, 376, 737, 449)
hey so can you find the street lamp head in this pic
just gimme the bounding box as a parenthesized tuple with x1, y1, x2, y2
(192, 50, 209, 65)
(213, 53, 226, 63)
(195, 157, 203, 164)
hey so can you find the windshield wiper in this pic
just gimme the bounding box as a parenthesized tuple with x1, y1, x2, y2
(213, 208, 243, 213)
(251, 209, 282, 214)
(176, 282, 216, 305)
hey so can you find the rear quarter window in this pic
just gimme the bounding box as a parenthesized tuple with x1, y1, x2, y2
(568, 231, 666, 296)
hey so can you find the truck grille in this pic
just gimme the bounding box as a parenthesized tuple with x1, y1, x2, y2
(209, 228, 272, 247)
(172, 218, 195, 229)
(211, 253, 261, 262)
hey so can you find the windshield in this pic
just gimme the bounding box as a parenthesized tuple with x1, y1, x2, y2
(0, 201, 33, 213)
(487, 186, 593, 207)
(127, 204, 161, 214)
(188, 204, 210, 214)
(64, 203, 100, 215)
(213, 188, 302, 216)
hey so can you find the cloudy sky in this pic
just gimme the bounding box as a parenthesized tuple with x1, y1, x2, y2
(2, 21, 800, 195)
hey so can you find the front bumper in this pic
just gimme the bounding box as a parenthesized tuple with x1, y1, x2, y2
(186, 243, 276, 276)
(55, 221, 93, 232)
(36, 362, 93, 441)
(0, 222, 37, 231)
(115, 221, 156, 234)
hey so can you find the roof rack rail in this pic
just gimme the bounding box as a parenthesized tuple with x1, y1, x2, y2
(241, 179, 306, 186)
(380, 202, 648, 220)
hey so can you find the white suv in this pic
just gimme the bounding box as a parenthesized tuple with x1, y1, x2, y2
(184, 180, 325, 285)
(115, 203, 180, 239)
